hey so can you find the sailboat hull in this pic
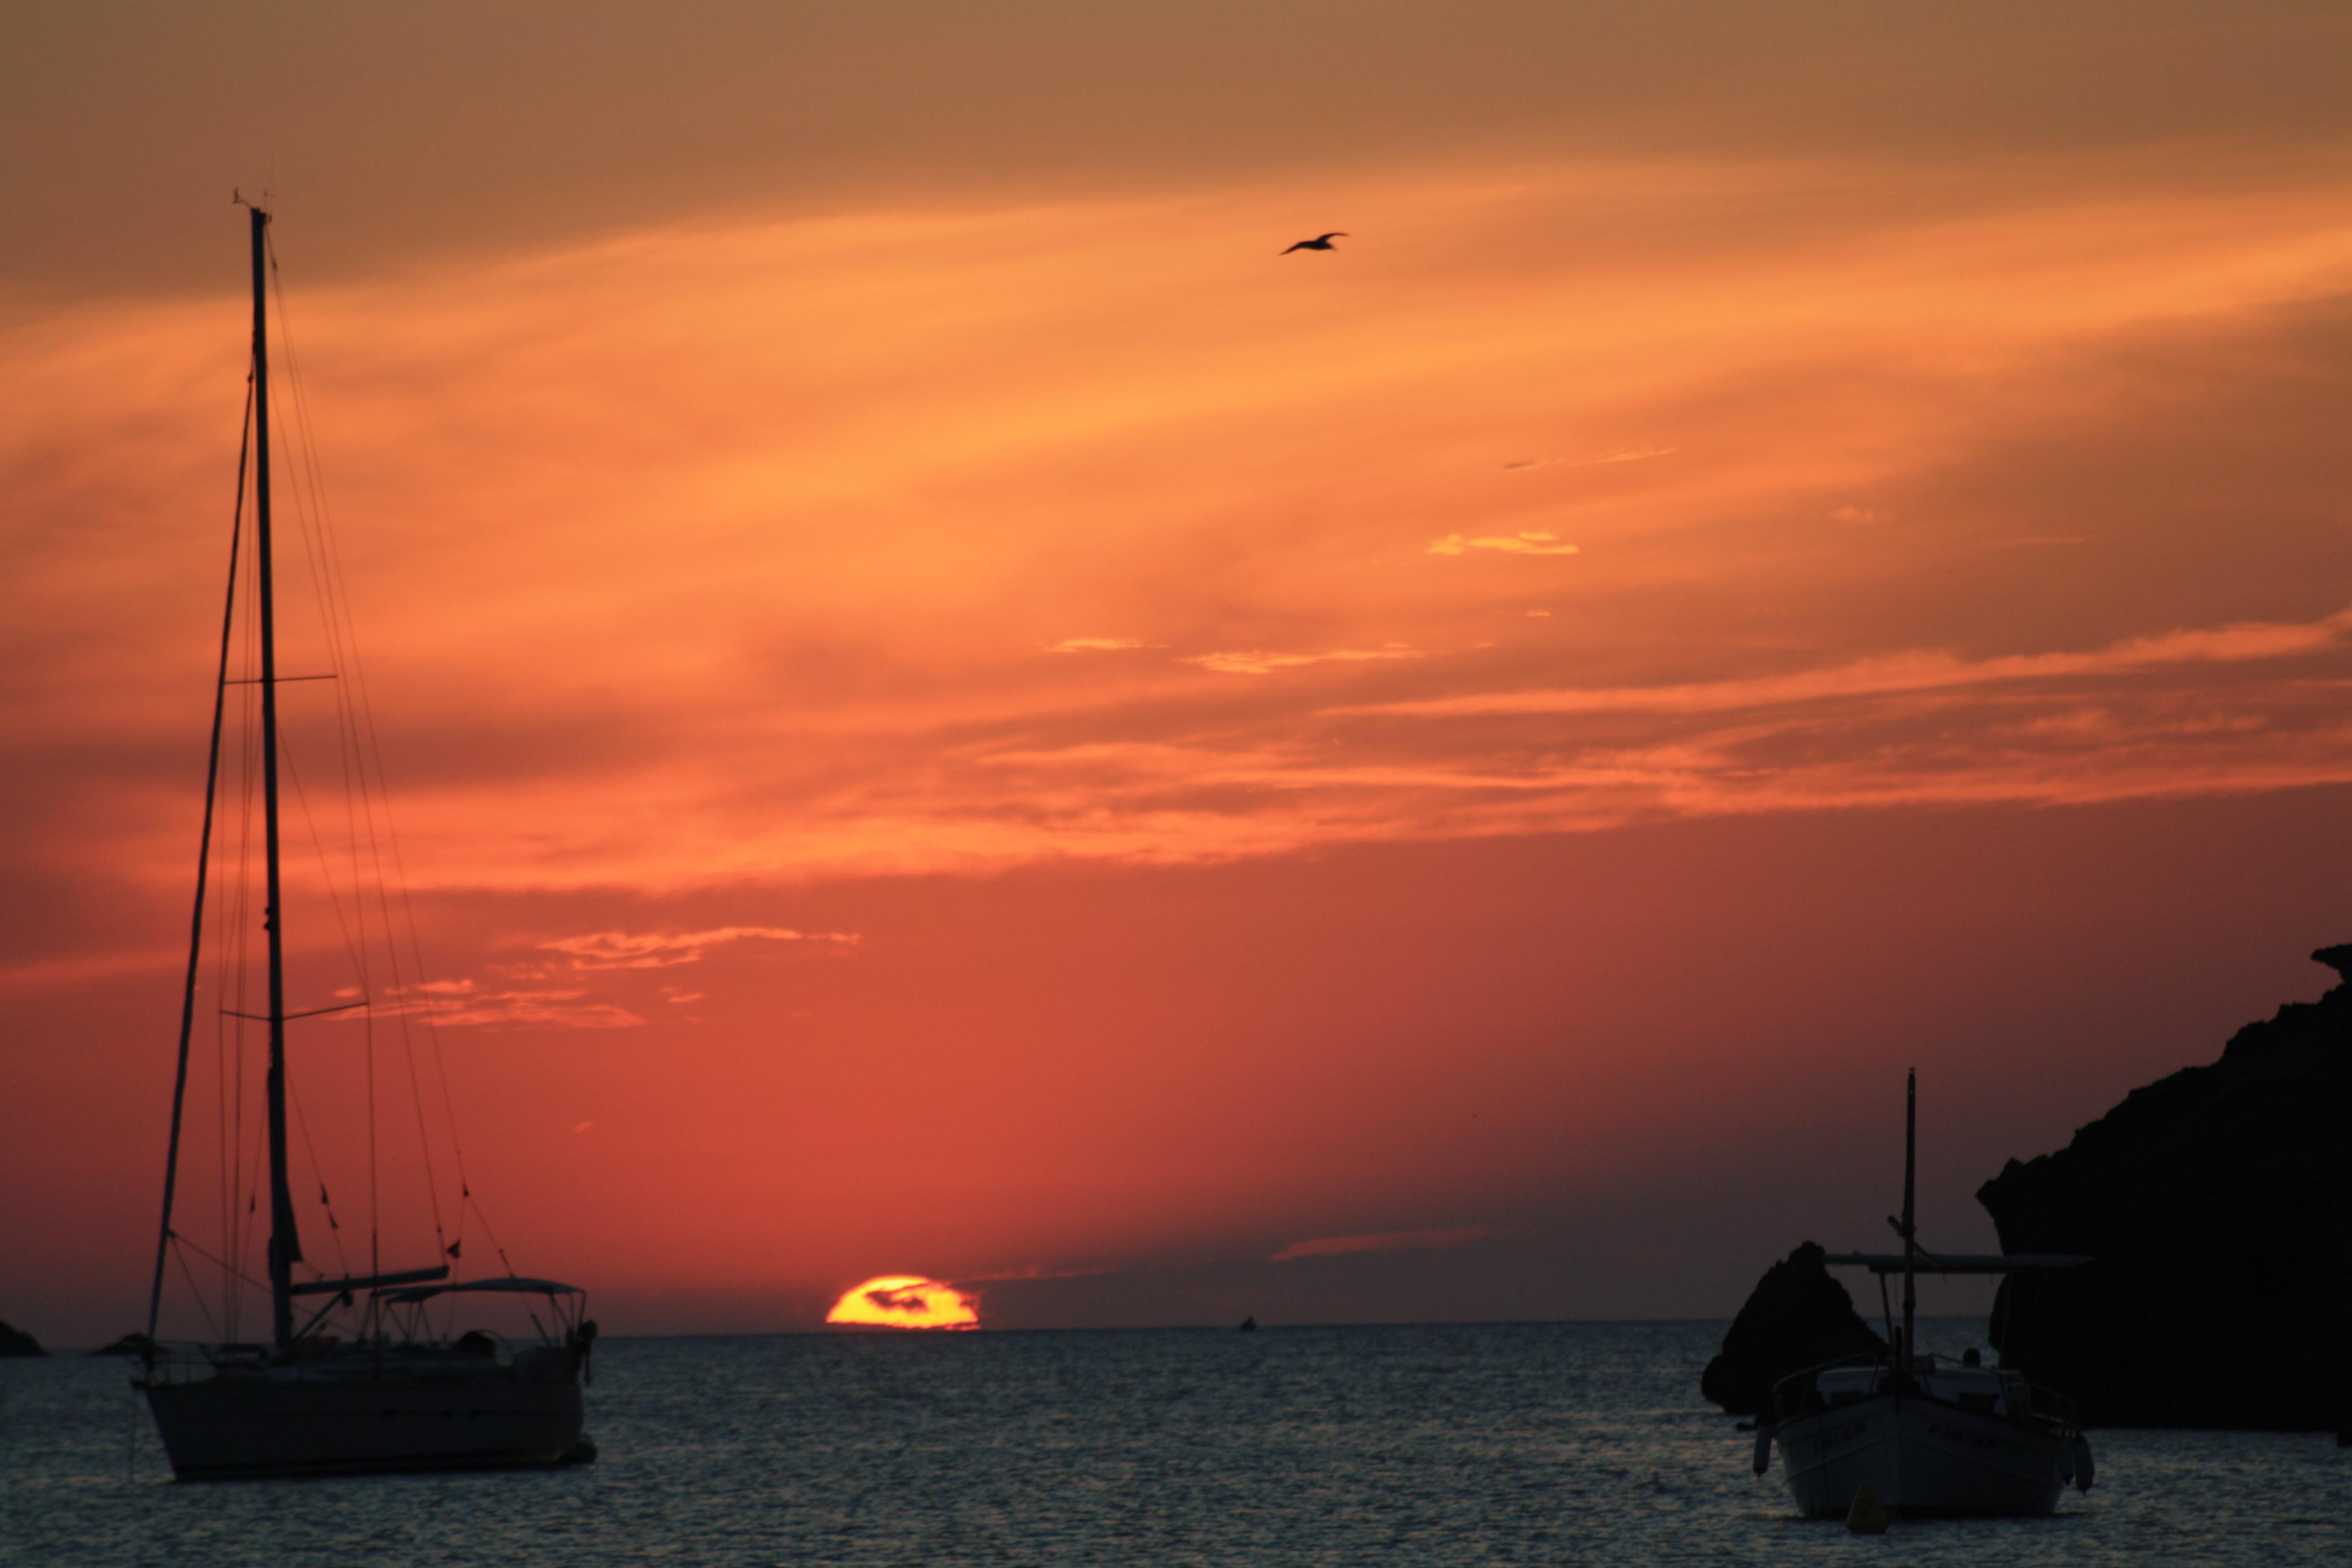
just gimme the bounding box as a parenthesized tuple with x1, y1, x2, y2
(145, 1364, 585, 1480)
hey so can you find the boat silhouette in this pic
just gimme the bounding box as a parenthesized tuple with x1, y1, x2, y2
(135, 206, 595, 1480)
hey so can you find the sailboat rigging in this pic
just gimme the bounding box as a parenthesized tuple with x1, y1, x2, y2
(135, 205, 596, 1480)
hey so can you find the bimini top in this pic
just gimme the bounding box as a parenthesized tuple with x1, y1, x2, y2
(1823, 1252, 2089, 1275)
(379, 1278, 584, 1304)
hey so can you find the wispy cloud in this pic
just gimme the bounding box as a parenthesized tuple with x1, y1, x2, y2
(1502, 446, 1675, 471)
(1185, 645, 1428, 676)
(13, 149, 2352, 912)
(1048, 636, 1157, 653)
(1346, 606, 2352, 720)
(956, 1261, 1121, 1284)
(540, 926, 861, 969)
(364, 988, 647, 1030)
(1271, 1227, 1492, 1263)
(1427, 531, 1580, 557)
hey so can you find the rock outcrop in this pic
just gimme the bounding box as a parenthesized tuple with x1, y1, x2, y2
(1702, 1241, 1887, 1416)
(0, 1317, 44, 1357)
(91, 1331, 157, 1358)
(1976, 945, 2350, 1429)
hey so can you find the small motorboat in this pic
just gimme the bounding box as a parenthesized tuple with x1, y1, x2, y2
(1755, 1071, 2094, 1517)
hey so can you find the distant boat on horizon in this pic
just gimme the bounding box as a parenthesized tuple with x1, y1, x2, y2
(1753, 1071, 2094, 1518)
(136, 206, 597, 1481)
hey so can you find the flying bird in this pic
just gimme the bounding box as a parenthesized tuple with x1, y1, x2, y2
(1281, 232, 1348, 253)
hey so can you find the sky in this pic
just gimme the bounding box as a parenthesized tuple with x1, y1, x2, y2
(4, 2, 2350, 1344)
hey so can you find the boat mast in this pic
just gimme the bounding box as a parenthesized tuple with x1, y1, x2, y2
(251, 204, 303, 1353)
(1899, 1068, 1918, 1390)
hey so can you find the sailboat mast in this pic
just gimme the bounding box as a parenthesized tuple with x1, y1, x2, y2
(1900, 1067, 1918, 1387)
(251, 204, 302, 1353)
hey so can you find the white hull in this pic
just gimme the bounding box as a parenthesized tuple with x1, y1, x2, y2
(1774, 1393, 2069, 1517)
(145, 1353, 585, 1480)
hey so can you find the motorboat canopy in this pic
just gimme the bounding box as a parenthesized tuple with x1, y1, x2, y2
(1822, 1252, 2089, 1275)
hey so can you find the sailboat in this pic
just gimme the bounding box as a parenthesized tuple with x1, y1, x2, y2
(134, 205, 596, 1480)
(1754, 1072, 2095, 1517)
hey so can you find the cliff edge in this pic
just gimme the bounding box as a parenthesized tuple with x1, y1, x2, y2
(1976, 945, 2350, 1429)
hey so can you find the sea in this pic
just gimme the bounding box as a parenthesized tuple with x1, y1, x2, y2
(1, 1321, 2342, 1566)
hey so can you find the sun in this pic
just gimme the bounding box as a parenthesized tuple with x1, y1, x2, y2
(825, 1275, 981, 1330)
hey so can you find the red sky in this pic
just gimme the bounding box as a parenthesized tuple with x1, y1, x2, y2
(4, 3, 2351, 1344)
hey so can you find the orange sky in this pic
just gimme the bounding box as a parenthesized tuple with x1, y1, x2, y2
(4, 4, 2351, 1343)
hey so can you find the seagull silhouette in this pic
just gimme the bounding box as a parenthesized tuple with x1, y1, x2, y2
(1281, 232, 1348, 254)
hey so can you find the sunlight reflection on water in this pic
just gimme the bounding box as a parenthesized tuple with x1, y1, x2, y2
(2, 1322, 2344, 1566)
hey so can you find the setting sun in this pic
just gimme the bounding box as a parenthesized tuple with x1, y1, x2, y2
(825, 1276, 981, 1331)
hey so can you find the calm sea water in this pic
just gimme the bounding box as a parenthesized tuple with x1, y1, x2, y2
(2, 1322, 2343, 1566)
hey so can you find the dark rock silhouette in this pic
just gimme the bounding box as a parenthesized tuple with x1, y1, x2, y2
(91, 1331, 157, 1358)
(1977, 944, 2351, 1429)
(1238, 1315, 1257, 1332)
(1701, 1241, 1886, 1416)
(0, 1317, 45, 1357)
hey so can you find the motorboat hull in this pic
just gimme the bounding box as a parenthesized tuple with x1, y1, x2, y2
(1773, 1393, 2070, 1517)
(145, 1360, 585, 1480)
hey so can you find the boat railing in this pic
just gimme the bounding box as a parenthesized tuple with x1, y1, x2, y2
(1768, 1351, 1886, 1423)
(133, 1341, 270, 1387)
(133, 1334, 560, 1388)
(134, 1276, 595, 1387)
(2001, 1374, 2080, 1433)
(1768, 1351, 2079, 1432)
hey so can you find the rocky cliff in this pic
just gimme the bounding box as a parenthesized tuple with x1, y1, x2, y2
(0, 1317, 44, 1357)
(1976, 945, 2350, 1429)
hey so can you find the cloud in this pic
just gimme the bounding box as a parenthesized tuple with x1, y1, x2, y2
(1427, 531, 1581, 557)
(1049, 637, 1155, 653)
(540, 926, 861, 970)
(1186, 645, 1427, 676)
(1569, 445, 1676, 466)
(1271, 1227, 1493, 1263)
(11, 143, 2352, 914)
(1828, 503, 1892, 524)
(1502, 446, 1674, 471)
(1347, 606, 2352, 721)
(367, 988, 647, 1030)
(956, 1261, 1120, 1284)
